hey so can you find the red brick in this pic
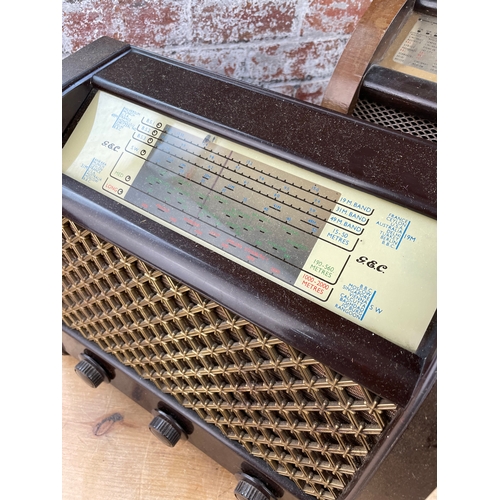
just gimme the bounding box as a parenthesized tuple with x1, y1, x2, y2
(245, 39, 346, 83)
(293, 79, 330, 104)
(260, 82, 300, 99)
(191, 1, 298, 44)
(262, 80, 329, 105)
(62, 0, 115, 53)
(62, 0, 368, 106)
(164, 46, 248, 80)
(301, 0, 372, 36)
(118, 1, 185, 48)
(62, 0, 187, 54)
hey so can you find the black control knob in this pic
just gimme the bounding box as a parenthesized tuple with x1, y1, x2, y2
(74, 356, 108, 388)
(233, 474, 276, 500)
(234, 480, 269, 500)
(149, 413, 183, 447)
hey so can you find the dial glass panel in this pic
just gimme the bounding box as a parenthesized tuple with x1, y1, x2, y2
(63, 90, 437, 352)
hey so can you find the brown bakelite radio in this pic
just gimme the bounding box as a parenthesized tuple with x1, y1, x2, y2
(62, 12, 436, 499)
(322, 0, 436, 144)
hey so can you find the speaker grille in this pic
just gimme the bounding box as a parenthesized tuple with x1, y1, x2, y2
(352, 98, 437, 143)
(62, 217, 398, 500)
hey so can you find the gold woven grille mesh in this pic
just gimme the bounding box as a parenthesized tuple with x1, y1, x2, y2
(62, 217, 398, 500)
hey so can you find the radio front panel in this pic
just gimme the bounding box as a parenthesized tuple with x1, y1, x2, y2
(62, 37, 437, 500)
(63, 90, 436, 353)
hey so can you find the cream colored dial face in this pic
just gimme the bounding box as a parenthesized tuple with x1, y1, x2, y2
(393, 14, 437, 74)
(380, 12, 437, 83)
(63, 91, 437, 352)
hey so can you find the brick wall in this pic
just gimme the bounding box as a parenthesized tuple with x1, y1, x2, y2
(62, 0, 371, 105)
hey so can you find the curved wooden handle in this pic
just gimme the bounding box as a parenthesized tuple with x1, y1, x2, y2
(322, 0, 410, 114)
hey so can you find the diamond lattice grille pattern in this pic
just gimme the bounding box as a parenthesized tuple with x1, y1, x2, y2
(62, 217, 398, 500)
(353, 98, 437, 143)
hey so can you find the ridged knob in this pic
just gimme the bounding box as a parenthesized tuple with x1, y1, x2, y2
(74, 358, 106, 388)
(234, 480, 269, 500)
(149, 414, 182, 447)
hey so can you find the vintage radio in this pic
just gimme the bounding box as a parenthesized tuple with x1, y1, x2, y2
(322, 0, 437, 144)
(62, 35, 436, 500)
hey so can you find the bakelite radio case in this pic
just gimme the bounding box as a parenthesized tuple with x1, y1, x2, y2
(322, 0, 437, 143)
(62, 37, 436, 500)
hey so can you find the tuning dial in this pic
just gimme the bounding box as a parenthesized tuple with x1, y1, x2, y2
(234, 474, 276, 500)
(74, 355, 108, 388)
(148, 411, 185, 447)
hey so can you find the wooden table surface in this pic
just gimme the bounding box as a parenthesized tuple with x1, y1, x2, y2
(62, 355, 437, 500)
(62, 354, 236, 499)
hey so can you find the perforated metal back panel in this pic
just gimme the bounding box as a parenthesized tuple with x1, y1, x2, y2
(352, 98, 437, 143)
(62, 217, 399, 500)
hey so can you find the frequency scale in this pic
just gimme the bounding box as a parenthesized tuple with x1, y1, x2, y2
(63, 90, 436, 353)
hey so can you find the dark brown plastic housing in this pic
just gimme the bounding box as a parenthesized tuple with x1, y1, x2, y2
(62, 37, 436, 500)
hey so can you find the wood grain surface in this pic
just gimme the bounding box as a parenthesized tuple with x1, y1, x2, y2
(62, 355, 437, 500)
(321, 0, 409, 114)
(62, 355, 236, 499)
